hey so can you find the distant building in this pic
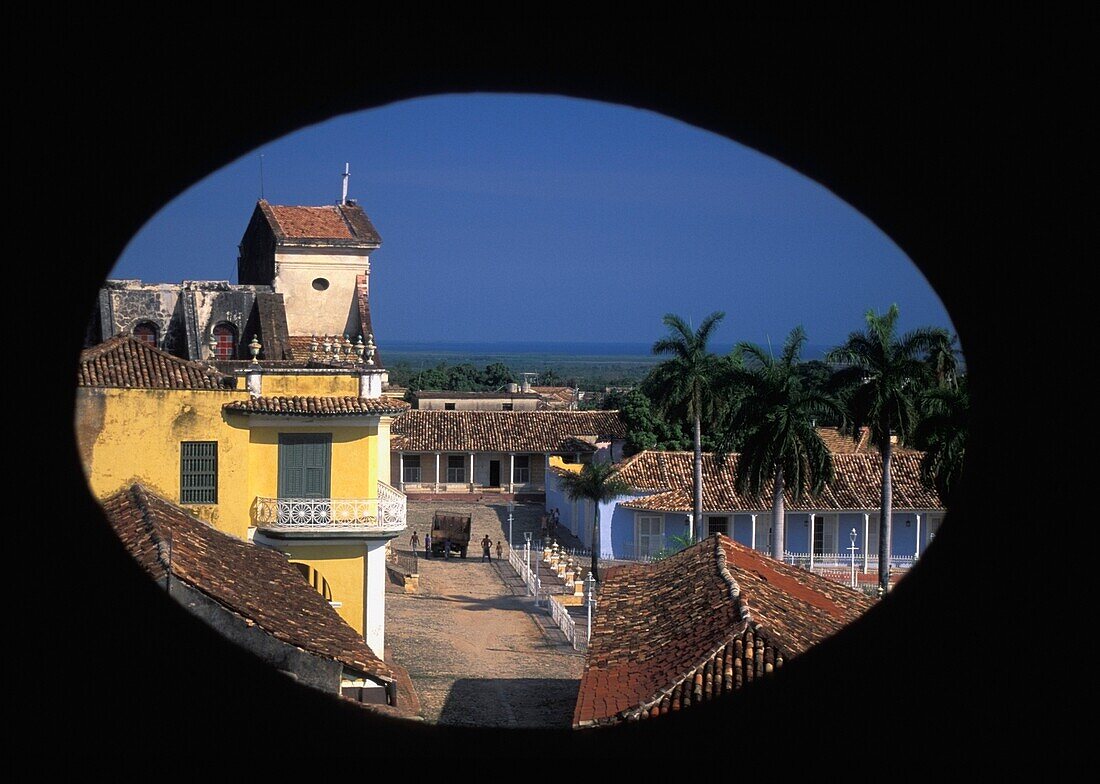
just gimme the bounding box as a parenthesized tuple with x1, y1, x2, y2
(390, 410, 626, 497)
(103, 484, 412, 711)
(411, 390, 544, 411)
(573, 534, 873, 727)
(547, 428, 944, 574)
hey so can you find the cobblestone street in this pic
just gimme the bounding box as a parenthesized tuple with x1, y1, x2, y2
(385, 501, 584, 727)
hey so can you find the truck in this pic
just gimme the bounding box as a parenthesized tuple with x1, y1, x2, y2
(430, 511, 472, 558)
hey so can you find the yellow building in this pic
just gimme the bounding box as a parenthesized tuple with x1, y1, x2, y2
(75, 334, 409, 657)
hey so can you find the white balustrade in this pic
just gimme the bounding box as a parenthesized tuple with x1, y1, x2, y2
(252, 482, 407, 532)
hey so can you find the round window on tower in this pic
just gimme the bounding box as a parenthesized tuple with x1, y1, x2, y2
(312, 278, 330, 291)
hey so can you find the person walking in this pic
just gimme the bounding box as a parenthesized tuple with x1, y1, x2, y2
(410, 530, 420, 550)
(424, 532, 432, 559)
(495, 540, 503, 561)
(481, 534, 492, 562)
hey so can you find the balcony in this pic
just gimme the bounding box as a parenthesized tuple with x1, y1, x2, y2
(251, 482, 407, 535)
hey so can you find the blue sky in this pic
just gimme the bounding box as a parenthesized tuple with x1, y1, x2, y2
(111, 94, 955, 349)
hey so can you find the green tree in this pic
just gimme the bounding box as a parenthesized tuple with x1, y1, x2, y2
(827, 304, 943, 593)
(647, 312, 729, 540)
(603, 388, 689, 454)
(926, 330, 961, 390)
(479, 362, 515, 389)
(724, 326, 841, 561)
(557, 460, 630, 582)
(912, 376, 969, 505)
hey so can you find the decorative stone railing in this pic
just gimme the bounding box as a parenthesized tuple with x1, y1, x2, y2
(252, 483, 407, 533)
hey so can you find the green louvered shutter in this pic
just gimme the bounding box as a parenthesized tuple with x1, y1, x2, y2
(180, 442, 218, 504)
(278, 434, 331, 499)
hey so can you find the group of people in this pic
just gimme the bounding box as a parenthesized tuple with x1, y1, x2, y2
(408, 530, 502, 562)
(540, 507, 561, 538)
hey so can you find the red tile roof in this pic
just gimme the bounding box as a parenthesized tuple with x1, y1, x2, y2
(100, 484, 393, 683)
(816, 426, 920, 455)
(224, 396, 410, 417)
(78, 335, 235, 390)
(390, 410, 627, 453)
(259, 200, 381, 247)
(574, 534, 873, 727)
(617, 450, 942, 512)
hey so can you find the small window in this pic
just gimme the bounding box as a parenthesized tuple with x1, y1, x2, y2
(444, 402, 456, 410)
(213, 323, 237, 361)
(403, 454, 422, 483)
(133, 322, 158, 345)
(707, 516, 729, 536)
(502, 403, 513, 411)
(180, 441, 218, 504)
(514, 455, 530, 483)
(447, 455, 466, 483)
(312, 278, 330, 291)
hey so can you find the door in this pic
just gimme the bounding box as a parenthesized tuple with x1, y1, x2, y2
(489, 460, 501, 487)
(278, 433, 332, 498)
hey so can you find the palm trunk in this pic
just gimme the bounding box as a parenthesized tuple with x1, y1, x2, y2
(591, 502, 600, 583)
(771, 466, 785, 561)
(879, 436, 893, 594)
(693, 415, 703, 541)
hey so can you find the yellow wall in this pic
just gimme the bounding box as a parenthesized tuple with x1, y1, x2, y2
(243, 424, 379, 503)
(75, 387, 255, 539)
(549, 455, 583, 474)
(259, 372, 359, 397)
(279, 544, 367, 634)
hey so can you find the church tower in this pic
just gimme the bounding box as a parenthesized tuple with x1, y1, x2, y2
(237, 183, 383, 343)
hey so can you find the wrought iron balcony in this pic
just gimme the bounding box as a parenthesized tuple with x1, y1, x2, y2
(251, 482, 407, 534)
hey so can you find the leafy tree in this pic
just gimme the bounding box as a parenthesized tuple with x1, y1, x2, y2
(480, 362, 515, 389)
(647, 312, 730, 541)
(602, 389, 689, 454)
(827, 304, 943, 593)
(557, 460, 630, 582)
(724, 326, 841, 562)
(912, 376, 969, 505)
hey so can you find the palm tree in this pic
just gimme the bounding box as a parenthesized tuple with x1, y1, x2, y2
(826, 304, 943, 593)
(557, 460, 630, 582)
(724, 326, 841, 562)
(647, 312, 728, 540)
(912, 376, 969, 505)
(926, 330, 961, 389)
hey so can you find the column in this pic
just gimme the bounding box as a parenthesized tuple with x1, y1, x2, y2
(750, 513, 757, 550)
(915, 512, 922, 559)
(808, 513, 815, 570)
(863, 512, 870, 573)
(470, 452, 475, 491)
(399, 452, 405, 491)
(364, 542, 387, 656)
(509, 452, 515, 493)
(436, 452, 441, 493)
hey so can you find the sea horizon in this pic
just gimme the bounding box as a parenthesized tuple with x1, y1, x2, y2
(383, 339, 835, 361)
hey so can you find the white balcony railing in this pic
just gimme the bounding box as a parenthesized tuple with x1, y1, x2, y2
(252, 482, 407, 533)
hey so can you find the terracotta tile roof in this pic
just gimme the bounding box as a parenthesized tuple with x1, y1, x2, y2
(224, 396, 410, 417)
(531, 386, 577, 407)
(574, 534, 872, 727)
(816, 426, 920, 455)
(78, 335, 235, 390)
(617, 450, 942, 512)
(390, 411, 627, 453)
(100, 485, 393, 683)
(259, 200, 382, 247)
